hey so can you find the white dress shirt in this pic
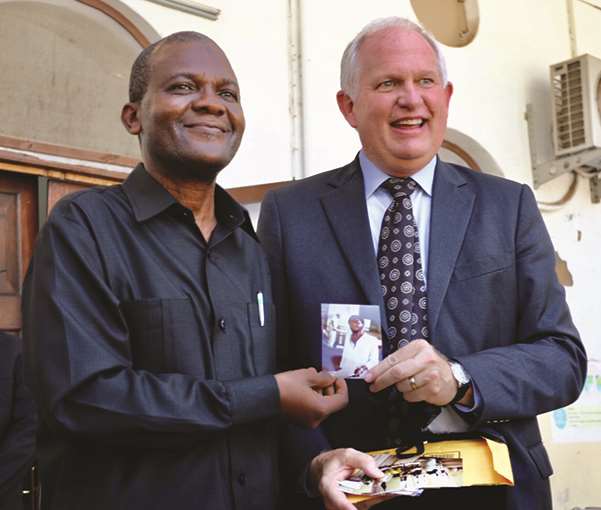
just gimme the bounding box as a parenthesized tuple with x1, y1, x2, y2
(338, 333, 381, 379)
(360, 151, 434, 272)
(359, 151, 469, 433)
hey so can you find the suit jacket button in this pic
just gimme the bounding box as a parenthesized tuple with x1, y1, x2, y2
(219, 318, 226, 331)
(238, 473, 246, 486)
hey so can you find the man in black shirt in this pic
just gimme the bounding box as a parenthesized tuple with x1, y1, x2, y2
(0, 331, 36, 510)
(22, 32, 349, 510)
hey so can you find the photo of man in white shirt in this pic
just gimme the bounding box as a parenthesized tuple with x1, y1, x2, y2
(338, 315, 381, 378)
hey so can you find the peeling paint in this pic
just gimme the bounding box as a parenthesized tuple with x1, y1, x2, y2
(555, 251, 574, 286)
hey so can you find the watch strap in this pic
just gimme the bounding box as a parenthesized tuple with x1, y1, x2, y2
(448, 378, 471, 406)
(448, 360, 471, 406)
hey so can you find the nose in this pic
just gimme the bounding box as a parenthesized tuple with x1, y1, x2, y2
(191, 88, 226, 116)
(395, 82, 422, 109)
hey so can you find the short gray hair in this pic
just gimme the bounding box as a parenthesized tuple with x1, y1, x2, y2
(340, 17, 448, 97)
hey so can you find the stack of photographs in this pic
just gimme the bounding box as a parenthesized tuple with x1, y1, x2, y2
(338, 449, 463, 497)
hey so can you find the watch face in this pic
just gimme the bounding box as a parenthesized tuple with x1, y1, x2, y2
(450, 362, 470, 386)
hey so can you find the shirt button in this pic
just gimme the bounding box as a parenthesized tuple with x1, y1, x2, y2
(218, 318, 226, 331)
(237, 472, 246, 486)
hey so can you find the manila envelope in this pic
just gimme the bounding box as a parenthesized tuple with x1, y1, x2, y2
(347, 437, 514, 504)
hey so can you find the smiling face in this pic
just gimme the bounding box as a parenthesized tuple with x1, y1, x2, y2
(122, 39, 245, 181)
(348, 317, 364, 333)
(337, 27, 452, 176)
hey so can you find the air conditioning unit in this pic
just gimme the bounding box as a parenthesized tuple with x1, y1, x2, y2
(551, 54, 601, 157)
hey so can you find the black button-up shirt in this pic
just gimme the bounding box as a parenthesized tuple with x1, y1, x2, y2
(23, 165, 280, 510)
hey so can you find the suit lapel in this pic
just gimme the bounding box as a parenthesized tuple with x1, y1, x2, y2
(427, 160, 475, 339)
(319, 158, 475, 337)
(320, 160, 383, 306)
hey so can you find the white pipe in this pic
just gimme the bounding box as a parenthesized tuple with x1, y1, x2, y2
(566, 0, 578, 57)
(288, 0, 305, 179)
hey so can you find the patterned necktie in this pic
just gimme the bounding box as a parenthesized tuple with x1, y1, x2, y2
(376, 177, 438, 445)
(377, 177, 429, 354)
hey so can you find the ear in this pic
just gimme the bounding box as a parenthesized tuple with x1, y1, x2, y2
(121, 102, 142, 135)
(444, 81, 453, 106)
(336, 90, 358, 128)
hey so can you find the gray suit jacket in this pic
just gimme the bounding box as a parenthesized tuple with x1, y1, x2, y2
(257, 157, 587, 510)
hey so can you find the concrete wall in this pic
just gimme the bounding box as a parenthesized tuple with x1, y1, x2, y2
(0, 0, 142, 158)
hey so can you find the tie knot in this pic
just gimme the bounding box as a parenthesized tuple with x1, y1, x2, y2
(382, 177, 417, 199)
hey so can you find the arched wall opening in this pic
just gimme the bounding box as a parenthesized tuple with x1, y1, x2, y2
(0, 0, 160, 164)
(442, 128, 504, 176)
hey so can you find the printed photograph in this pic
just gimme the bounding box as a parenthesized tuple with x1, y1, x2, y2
(339, 449, 464, 497)
(321, 303, 383, 379)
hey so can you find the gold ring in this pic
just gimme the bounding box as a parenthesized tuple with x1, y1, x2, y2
(409, 376, 418, 391)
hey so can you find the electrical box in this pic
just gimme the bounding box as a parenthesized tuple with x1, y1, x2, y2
(527, 54, 601, 201)
(551, 54, 601, 157)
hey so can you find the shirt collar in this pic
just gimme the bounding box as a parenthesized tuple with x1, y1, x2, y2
(122, 163, 247, 232)
(123, 164, 177, 222)
(359, 151, 436, 199)
(214, 185, 247, 231)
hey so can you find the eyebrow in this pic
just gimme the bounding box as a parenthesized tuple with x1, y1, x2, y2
(216, 78, 240, 90)
(162, 73, 239, 89)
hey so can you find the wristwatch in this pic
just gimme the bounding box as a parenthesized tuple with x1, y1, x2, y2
(448, 360, 471, 406)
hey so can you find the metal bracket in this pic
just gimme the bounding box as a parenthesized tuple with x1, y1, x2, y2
(591, 173, 601, 204)
(531, 148, 601, 188)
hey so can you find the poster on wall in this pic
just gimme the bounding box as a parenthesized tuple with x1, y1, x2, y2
(551, 359, 601, 443)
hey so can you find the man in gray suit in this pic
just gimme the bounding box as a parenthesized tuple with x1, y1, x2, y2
(258, 17, 586, 510)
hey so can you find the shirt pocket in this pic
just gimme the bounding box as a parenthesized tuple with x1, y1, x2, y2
(452, 252, 513, 281)
(120, 297, 205, 375)
(247, 302, 276, 376)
